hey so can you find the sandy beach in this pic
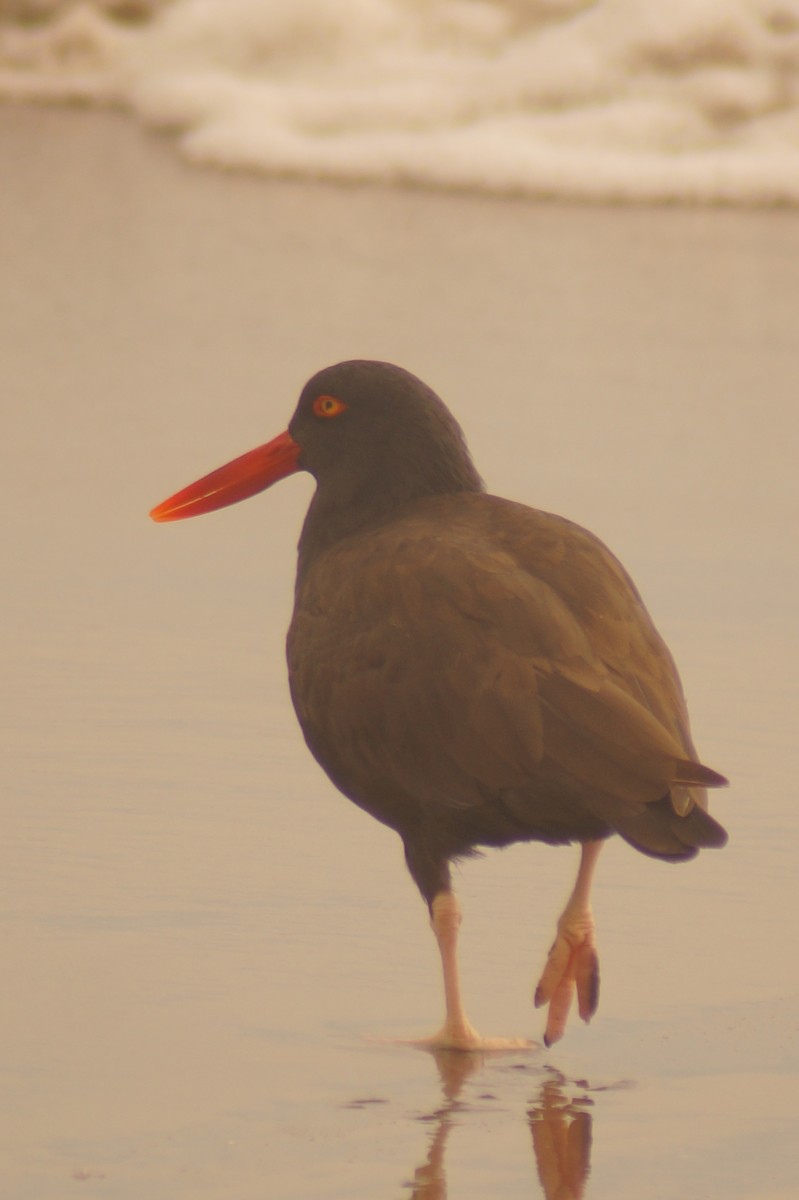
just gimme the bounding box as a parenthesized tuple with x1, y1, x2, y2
(1, 104, 797, 1199)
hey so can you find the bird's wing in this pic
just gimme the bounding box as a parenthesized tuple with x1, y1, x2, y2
(288, 505, 722, 826)
(478, 495, 696, 747)
(478, 495, 730, 825)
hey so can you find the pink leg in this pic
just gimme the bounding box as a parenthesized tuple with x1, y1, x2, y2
(416, 891, 531, 1051)
(534, 841, 602, 1047)
(429, 891, 481, 1048)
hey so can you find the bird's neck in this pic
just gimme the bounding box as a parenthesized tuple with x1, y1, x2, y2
(296, 459, 483, 584)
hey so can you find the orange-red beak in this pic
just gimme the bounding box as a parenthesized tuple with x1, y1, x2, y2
(149, 430, 301, 523)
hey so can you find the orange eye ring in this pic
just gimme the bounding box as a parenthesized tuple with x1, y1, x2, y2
(312, 395, 347, 419)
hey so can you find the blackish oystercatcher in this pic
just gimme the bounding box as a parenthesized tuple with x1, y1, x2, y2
(151, 360, 727, 1049)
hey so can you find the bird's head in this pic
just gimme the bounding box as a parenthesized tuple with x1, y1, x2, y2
(150, 360, 482, 525)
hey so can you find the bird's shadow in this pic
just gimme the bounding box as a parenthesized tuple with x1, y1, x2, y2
(402, 1049, 597, 1200)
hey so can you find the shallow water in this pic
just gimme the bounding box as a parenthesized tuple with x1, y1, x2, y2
(2, 0, 799, 204)
(1, 107, 797, 1198)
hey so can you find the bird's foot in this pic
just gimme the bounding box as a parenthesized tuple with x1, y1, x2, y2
(400, 1019, 534, 1053)
(533, 908, 599, 1047)
(413, 1032, 534, 1053)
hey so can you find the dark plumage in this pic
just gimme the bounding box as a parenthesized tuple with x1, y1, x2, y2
(151, 359, 727, 1048)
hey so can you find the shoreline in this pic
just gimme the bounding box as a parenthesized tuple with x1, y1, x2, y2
(8, 97, 799, 211)
(2, 101, 796, 1200)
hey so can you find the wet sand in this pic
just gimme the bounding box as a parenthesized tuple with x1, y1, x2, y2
(1, 105, 797, 1199)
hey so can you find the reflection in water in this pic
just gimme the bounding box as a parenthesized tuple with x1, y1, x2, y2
(405, 1050, 477, 1199)
(405, 1053, 593, 1199)
(528, 1072, 593, 1200)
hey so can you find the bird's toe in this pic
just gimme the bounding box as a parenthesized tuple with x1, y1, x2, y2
(534, 911, 600, 1045)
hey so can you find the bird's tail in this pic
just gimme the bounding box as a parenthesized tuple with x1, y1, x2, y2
(615, 760, 728, 861)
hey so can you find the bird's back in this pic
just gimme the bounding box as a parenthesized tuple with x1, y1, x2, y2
(287, 492, 726, 868)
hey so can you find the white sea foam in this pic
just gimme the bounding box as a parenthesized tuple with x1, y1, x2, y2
(2, 0, 799, 204)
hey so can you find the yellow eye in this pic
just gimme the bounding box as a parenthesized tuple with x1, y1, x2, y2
(313, 394, 347, 419)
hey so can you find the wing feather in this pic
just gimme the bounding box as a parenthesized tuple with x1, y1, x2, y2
(287, 493, 726, 848)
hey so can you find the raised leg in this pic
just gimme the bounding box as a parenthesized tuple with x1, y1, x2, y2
(534, 841, 602, 1047)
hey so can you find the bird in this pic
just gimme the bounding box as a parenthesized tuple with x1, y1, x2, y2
(150, 359, 728, 1049)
